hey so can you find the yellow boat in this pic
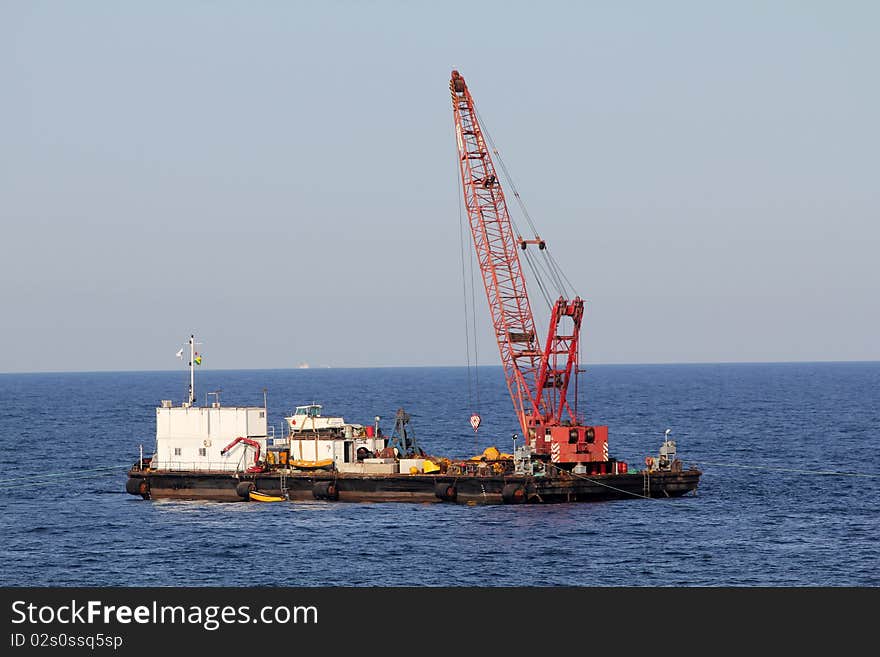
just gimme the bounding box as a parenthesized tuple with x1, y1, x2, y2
(288, 458, 334, 470)
(249, 490, 286, 503)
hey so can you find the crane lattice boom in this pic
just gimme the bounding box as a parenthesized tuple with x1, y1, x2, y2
(450, 70, 548, 436)
(451, 70, 608, 466)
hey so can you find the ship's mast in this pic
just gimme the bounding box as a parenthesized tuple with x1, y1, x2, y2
(188, 334, 196, 406)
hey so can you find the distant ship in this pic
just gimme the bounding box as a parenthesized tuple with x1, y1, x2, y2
(296, 362, 310, 369)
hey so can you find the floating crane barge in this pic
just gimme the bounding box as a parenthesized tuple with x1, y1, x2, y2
(127, 403, 700, 504)
(127, 71, 701, 505)
(129, 463, 701, 504)
(127, 409, 700, 503)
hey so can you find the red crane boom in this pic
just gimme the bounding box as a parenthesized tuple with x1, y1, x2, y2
(450, 70, 546, 436)
(220, 436, 266, 473)
(450, 70, 608, 466)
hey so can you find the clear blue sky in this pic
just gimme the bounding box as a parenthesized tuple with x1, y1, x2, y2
(1, 1, 877, 372)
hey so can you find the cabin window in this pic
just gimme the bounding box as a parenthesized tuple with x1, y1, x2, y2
(173, 447, 182, 456)
(198, 448, 207, 457)
(259, 411, 265, 418)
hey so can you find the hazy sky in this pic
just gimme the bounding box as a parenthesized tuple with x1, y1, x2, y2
(1, 1, 877, 373)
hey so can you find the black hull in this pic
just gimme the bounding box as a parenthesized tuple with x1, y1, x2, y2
(126, 467, 701, 504)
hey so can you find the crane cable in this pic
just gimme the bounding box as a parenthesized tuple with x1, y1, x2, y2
(469, 216, 481, 415)
(474, 108, 541, 236)
(545, 246, 578, 299)
(521, 247, 553, 308)
(528, 244, 570, 301)
(474, 107, 575, 302)
(455, 139, 480, 431)
(476, 107, 585, 421)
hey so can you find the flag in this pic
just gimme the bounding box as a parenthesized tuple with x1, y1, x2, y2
(175, 348, 184, 359)
(194, 352, 202, 366)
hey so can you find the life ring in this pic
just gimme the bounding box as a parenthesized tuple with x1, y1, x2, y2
(645, 456, 653, 467)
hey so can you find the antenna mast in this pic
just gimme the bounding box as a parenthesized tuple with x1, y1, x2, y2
(188, 334, 197, 406)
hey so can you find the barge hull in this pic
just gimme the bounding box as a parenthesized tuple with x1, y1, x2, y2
(128, 468, 701, 504)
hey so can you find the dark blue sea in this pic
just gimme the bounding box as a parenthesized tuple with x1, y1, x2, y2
(0, 363, 877, 587)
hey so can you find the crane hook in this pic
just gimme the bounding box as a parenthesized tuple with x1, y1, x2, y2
(469, 413, 482, 433)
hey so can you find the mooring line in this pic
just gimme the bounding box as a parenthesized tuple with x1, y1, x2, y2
(546, 462, 656, 501)
(0, 470, 127, 491)
(696, 461, 880, 478)
(0, 464, 131, 485)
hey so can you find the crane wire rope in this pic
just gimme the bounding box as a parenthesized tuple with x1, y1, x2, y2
(468, 219, 480, 413)
(475, 107, 588, 424)
(474, 107, 541, 236)
(474, 106, 575, 301)
(545, 246, 577, 298)
(575, 338, 582, 420)
(527, 243, 568, 302)
(521, 247, 553, 308)
(455, 137, 481, 442)
(468, 196, 481, 418)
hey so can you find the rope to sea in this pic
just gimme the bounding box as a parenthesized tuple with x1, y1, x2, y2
(0, 464, 131, 488)
(695, 461, 880, 478)
(545, 462, 657, 501)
